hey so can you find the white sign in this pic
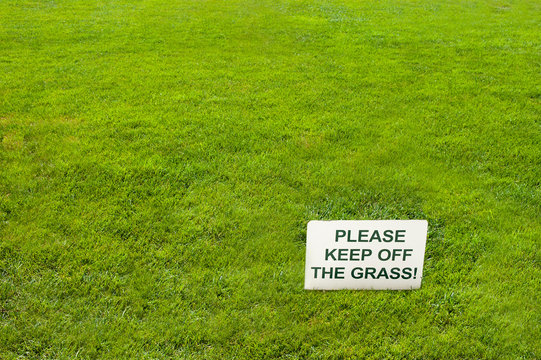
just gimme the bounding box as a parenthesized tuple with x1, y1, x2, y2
(305, 220, 428, 290)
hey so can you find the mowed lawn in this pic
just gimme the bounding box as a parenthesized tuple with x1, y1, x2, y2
(1, 0, 540, 358)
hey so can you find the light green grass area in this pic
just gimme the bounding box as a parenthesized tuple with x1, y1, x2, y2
(1, 0, 540, 358)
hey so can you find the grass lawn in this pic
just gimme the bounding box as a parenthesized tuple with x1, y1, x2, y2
(1, 0, 540, 358)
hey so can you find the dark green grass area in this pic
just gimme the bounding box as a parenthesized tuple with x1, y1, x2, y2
(1, 0, 540, 358)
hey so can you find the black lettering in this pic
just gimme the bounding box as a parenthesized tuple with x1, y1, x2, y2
(351, 267, 363, 279)
(335, 267, 345, 279)
(377, 267, 389, 279)
(335, 230, 346, 242)
(338, 249, 348, 261)
(370, 230, 382, 242)
(383, 230, 394, 242)
(358, 230, 369, 242)
(390, 267, 401, 279)
(402, 267, 412, 279)
(325, 248, 337, 261)
(378, 249, 391, 261)
(321, 267, 333, 279)
(361, 249, 372, 260)
(365, 267, 377, 279)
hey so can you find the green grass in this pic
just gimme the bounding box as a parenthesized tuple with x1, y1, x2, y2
(1, 0, 540, 358)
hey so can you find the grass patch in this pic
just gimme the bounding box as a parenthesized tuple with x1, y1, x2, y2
(1, 0, 540, 358)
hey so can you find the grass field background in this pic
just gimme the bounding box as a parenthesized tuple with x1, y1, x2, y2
(1, 0, 540, 358)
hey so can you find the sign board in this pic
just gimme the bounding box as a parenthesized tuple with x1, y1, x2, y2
(305, 220, 428, 290)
